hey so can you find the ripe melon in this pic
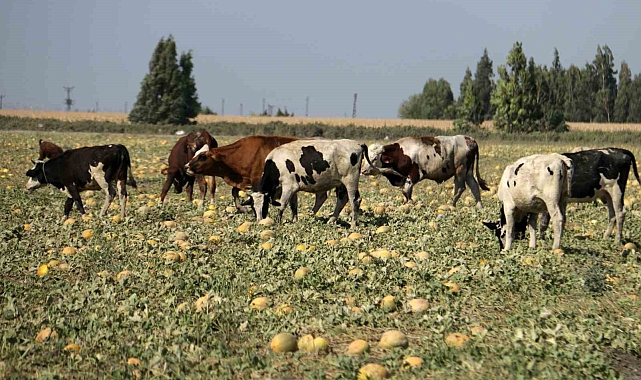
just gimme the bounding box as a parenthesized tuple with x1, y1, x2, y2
(294, 267, 311, 280)
(62, 247, 77, 256)
(348, 232, 363, 241)
(260, 230, 275, 240)
(260, 242, 273, 250)
(297, 334, 315, 352)
(346, 339, 370, 355)
(270, 333, 298, 353)
(444, 282, 460, 293)
(403, 356, 423, 369)
(37, 264, 49, 277)
(81, 229, 94, 239)
(35, 327, 52, 343)
(358, 363, 389, 379)
(407, 298, 429, 313)
(379, 330, 408, 349)
(258, 217, 275, 226)
(380, 295, 397, 312)
(237, 221, 251, 233)
(163, 221, 177, 228)
(313, 337, 329, 353)
(445, 332, 470, 347)
(250, 297, 270, 310)
(375, 226, 390, 234)
(63, 343, 81, 352)
(174, 231, 188, 241)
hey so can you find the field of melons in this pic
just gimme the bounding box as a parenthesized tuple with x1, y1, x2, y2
(1, 131, 640, 379)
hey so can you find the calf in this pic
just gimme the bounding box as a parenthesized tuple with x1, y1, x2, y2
(25, 144, 137, 219)
(540, 148, 641, 244)
(249, 139, 372, 228)
(483, 154, 573, 251)
(160, 130, 217, 207)
(186, 135, 328, 213)
(362, 135, 489, 207)
(38, 140, 63, 160)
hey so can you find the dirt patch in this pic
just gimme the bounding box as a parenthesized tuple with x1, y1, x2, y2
(610, 349, 641, 380)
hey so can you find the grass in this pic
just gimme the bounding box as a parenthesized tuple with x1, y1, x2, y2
(0, 130, 640, 378)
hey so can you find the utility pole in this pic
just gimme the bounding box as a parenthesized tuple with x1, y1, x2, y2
(262, 98, 265, 114)
(221, 98, 225, 116)
(352, 93, 358, 118)
(305, 96, 309, 117)
(124, 102, 128, 114)
(0, 95, 5, 110)
(63, 86, 74, 111)
(95, 101, 99, 113)
(240, 103, 243, 116)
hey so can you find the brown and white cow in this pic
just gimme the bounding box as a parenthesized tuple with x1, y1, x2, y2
(540, 148, 641, 244)
(38, 140, 64, 160)
(26, 144, 137, 220)
(483, 154, 573, 251)
(362, 135, 489, 207)
(248, 139, 371, 228)
(160, 130, 217, 207)
(186, 135, 328, 213)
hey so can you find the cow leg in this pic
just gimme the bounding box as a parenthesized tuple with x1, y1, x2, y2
(117, 180, 127, 219)
(207, 176, 216, 205)
(527, 213, 539, 248)
(451, 174, 467, 207)
(100, 182, 116, 216)
(545, 202, 565, 250)
(610, 189, 625, 244)
(346, 185, 361, 229)
(329, 185, 349, 225)
(196, 175, 207, 209)
(539, 212, 550, 237)
(276, 188, 295, 224)
(289, 193, 299, 223)
(503, 207, 515, 251)
(160, 172, 175, 206)
(401, 179, 414, 203)
(64, 197, 74, 219)
(232, 187, 249, 213)
(311, 191, 328, 214)
(466, 173, 483, 209)
(67, 186, 86, 217)
(186, 176, 196, 204)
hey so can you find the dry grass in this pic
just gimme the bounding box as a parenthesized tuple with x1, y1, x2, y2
(2, 109, 641, 132)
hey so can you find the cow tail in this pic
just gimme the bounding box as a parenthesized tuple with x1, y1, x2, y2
(625, 149, 641, 186)
(361, 144, 375, 170)
(560, 155, 574, 198)
(474, 147, 490, 191)
(120, 145, 138, 189)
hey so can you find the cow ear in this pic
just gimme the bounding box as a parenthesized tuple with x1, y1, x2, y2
(482, 220, 499, 231)
(39, 139, 43, 146)
(211, 151, 225, 161)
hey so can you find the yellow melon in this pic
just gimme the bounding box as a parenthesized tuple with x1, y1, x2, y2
(379, 330, 408, 349)
(445, 332, 470, 347)
(358, 363, 389, 379)
(270, 333, 298, 353)
(37, 264, 49, 277)
(346, 339, 370, 356)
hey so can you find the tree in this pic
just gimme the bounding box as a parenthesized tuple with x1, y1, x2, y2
(471, 49, 494, 124)
(592, 45, 617, 122)
(614, 61, 632, 122)
(457, 67, 475, 120)
(129, 35, 201, 125)
(398, 78, 454, 119)
(549, 48, 566, 110)
(628, 75, 641, 122)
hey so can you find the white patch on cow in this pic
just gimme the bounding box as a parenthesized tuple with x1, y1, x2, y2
(89, 162, 108, 189)
(108, 144, 113, 148)
(570, 173, 620, 203)
(599, 149, 611, 155)
(251, 192, 266, 221)
(362, 143, 384, 174)
(194, 144, 209, 158)
(25, 177, 41, 190)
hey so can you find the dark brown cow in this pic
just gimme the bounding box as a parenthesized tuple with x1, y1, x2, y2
(186, 135, 327, 213)
(160, 130, 218, 207)
(38, 140, 63, 160)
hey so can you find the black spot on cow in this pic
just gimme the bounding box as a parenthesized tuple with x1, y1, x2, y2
(426, 155, 430, 160)
(421, 169, 427, 178)
(295, 174, 300, 182)
(507, 181, 510, 188)
(300, 146, 330, 181)
(259, 160, 280, 200)
(301, 176, 309, 185)
(513, 181, 516, 187)
(514, 163, 524, 175)
(442, 167, 447, 173)
(285, 159, 295, 173)
(350, 152, 358, 166)
(547, 167, 553, 176)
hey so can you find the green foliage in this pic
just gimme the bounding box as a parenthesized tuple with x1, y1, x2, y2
(399, 79, 455, 119)
(592, 45, 617, 122)
(201, 106, 216, 115)
(470, 49, 495, 124)
(614, 61, 632, 122)
(275, 108, 294, 117)
(129, 36, 201, 125)
(628, 75, 641, 122)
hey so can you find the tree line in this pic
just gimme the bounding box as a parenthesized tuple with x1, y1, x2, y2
(399, 42, 641, 132)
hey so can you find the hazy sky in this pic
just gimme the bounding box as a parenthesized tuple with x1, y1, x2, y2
(1, 0, 640, 118)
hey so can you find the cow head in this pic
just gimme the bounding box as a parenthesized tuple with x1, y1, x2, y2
(361, 144, 384, 175)
(249, 192, 271, 221)
(25, 160, 48, 191)
(482, 206, 508, 251)
(186, 144, 214, 176)
(186, 131, 209, 153)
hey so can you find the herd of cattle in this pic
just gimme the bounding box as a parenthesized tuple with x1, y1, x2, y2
(25, 131, 640, 251)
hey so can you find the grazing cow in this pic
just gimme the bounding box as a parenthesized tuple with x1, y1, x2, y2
(361, 135, 489, 207)
(186, 135, 328, 213)
(248, 139, 374, 228)
(38, 140, 63, 160)
(25, 144, 137, 219)
(540, 148, 641, 244)
(160, 130, 217, 207)
(483, 154, 573, 251)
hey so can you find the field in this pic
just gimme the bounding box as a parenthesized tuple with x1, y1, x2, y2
(4, 109, 641, 132)
(1, 131, 640, 379)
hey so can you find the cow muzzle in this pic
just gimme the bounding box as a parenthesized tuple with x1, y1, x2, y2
(185, 163, 195, 176)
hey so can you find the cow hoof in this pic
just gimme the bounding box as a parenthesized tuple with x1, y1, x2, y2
(327, 217, 337, 224)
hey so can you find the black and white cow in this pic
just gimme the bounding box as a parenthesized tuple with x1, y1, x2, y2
(249, 139, 374, 228)
(361, 135, 489, 207)
(484, 154, 573, 251)
(540, 148, 641, 244)
(25, 144, 137, 219)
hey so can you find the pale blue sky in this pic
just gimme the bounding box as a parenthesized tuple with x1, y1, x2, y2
(1, 0, 640, 118)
